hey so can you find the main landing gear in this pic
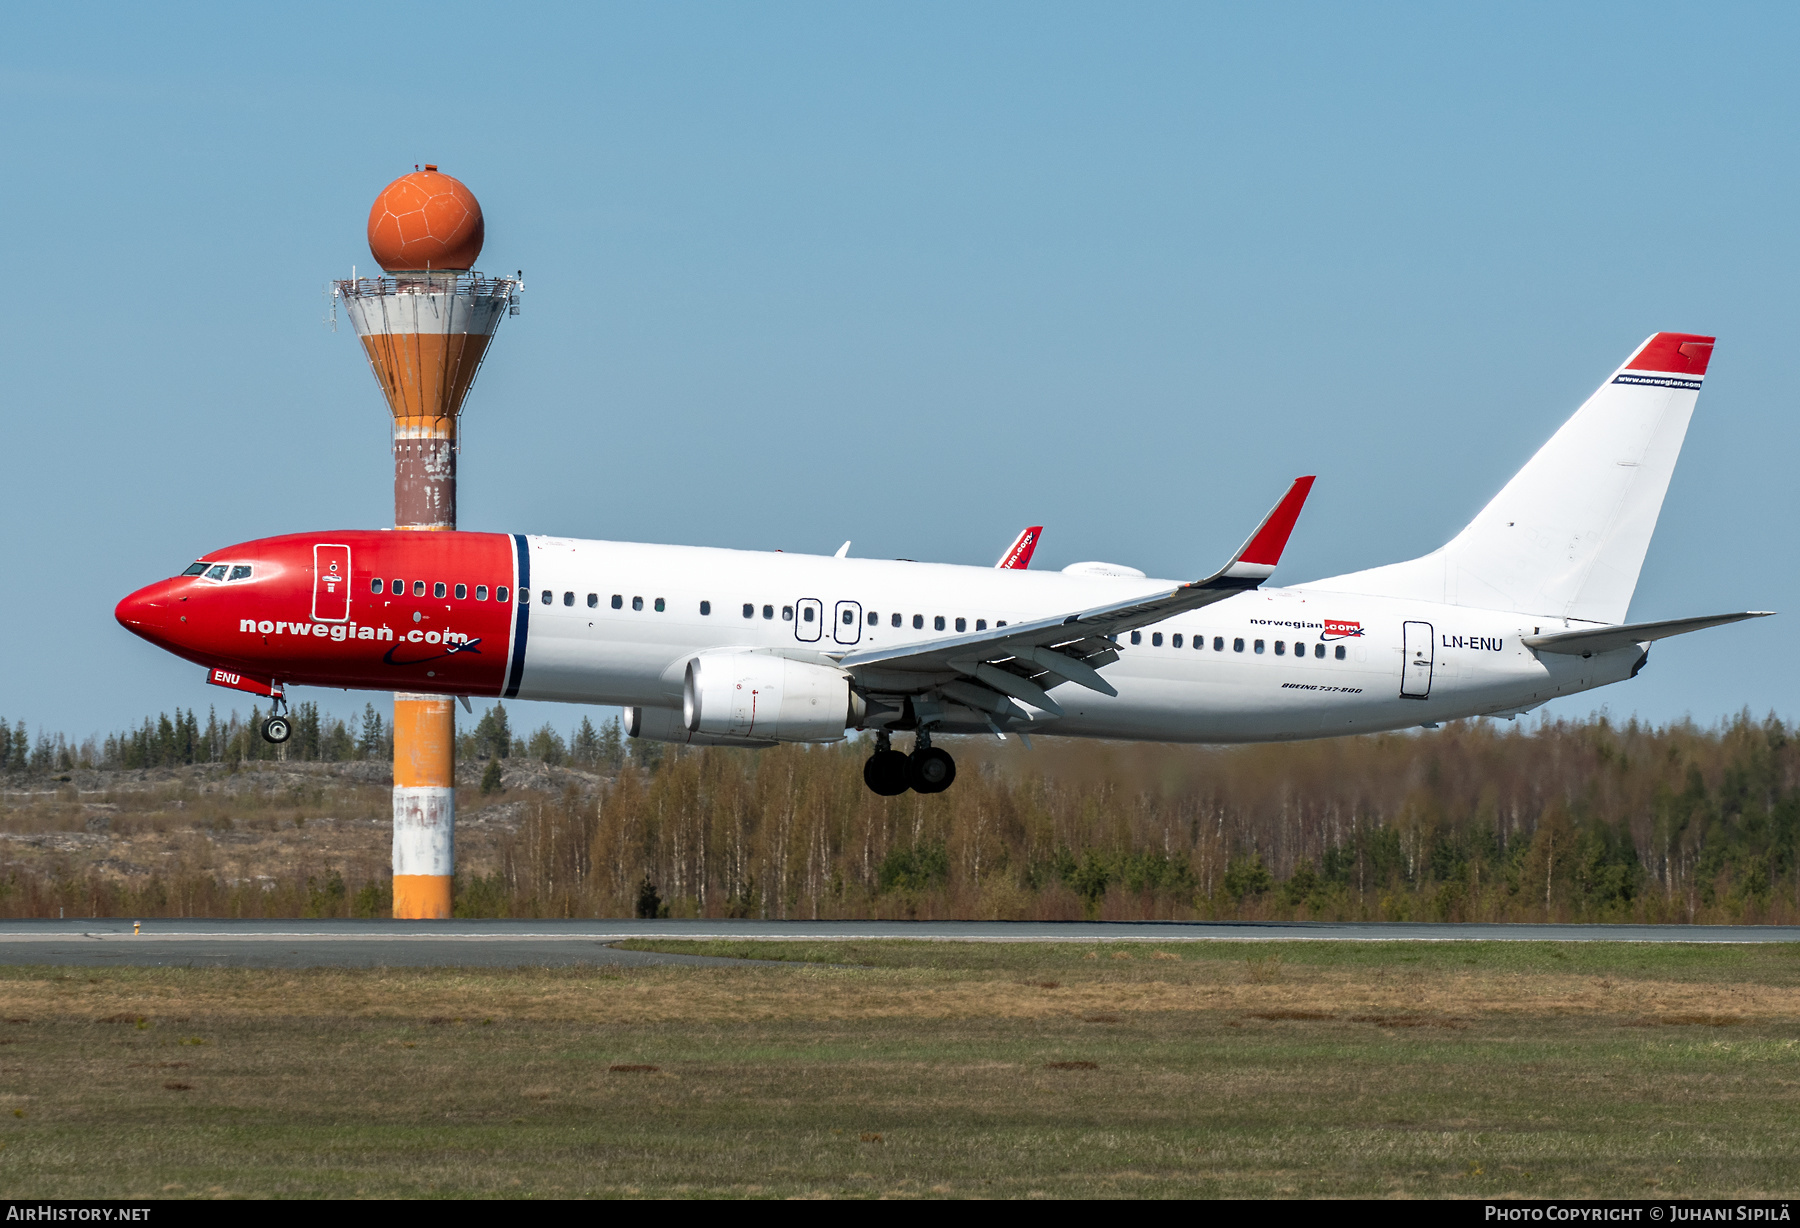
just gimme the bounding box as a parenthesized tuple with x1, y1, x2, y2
(862, 729, 956, 796)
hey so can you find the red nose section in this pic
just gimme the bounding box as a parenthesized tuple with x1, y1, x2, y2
(115, 580, 177, 647)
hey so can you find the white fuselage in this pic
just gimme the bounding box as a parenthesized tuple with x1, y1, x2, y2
(510, 536, 1638, 742)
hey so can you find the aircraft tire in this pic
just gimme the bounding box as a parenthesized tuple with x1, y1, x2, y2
(909, 747, 956, 794)
(262, 716, 291, 745)
(863, 749, 911, 796)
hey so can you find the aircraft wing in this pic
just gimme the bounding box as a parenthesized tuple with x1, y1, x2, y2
(1523, 610, 1772, 656)
(839, 477, 1314, 718)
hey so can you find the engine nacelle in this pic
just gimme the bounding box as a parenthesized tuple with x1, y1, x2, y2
(624, 705, 778, 748)
(683, 652, 860, 743)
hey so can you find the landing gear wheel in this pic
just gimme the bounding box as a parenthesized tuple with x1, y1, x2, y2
(863, 749, 912, 796)
(261, 716, 291, 745)
(909, 746, 956, 794)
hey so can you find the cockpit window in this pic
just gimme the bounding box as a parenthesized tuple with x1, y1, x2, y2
(206, 565, 228, 581)
(181, 562, 209, 577)
(228, 565, 253, 581)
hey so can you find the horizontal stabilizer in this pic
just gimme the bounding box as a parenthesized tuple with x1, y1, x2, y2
(1523, 611, 1772, 656)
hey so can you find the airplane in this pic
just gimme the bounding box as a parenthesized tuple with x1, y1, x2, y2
(115, 332, 1770, 796)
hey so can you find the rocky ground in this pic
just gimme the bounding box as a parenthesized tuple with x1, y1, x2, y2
(0, 758, 606, 890)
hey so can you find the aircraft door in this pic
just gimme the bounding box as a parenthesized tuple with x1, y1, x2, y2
(794, 598, 823, 643)
(1401, 621, 1434, 699)
(312, 544, 352, 622)
(833, 600, 862, 646)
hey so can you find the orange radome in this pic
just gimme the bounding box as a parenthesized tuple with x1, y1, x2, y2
(366, 167, 484, 272)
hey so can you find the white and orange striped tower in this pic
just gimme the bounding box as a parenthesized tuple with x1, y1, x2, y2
(334, 166, 519, 919)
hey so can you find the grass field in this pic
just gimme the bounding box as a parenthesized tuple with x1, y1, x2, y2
(0, 940, 1796, 1198)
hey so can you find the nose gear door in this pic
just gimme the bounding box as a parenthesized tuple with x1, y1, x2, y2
(834, 600, 862, 646)
(1401, 620, 1434, 699)
(794, 597, 823, 642)
(312, 544, 352, 622)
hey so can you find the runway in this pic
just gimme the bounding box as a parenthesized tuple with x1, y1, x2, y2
(0, 918, 1794, 968)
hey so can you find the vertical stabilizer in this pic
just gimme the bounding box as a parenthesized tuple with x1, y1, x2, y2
(1311, 333, 1713, 624)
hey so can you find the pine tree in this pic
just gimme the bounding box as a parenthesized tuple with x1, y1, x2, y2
(571, 716, 600, 765)
(598, 716, 625, 772)
(8, 720, 25, 773)
(358, 704, 385, 760)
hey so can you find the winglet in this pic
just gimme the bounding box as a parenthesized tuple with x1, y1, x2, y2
(1223, 476, 1314, 580)
(996, 526, 1043, 569)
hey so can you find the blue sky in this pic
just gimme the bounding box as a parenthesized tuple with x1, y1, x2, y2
(2, 3, 1795, 744)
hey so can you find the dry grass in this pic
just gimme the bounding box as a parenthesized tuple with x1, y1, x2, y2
(0, 942, 1796, 1197)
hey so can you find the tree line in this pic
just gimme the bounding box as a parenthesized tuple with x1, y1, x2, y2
(3, 706, 1796, 922)
(476, 711, 1799, 924)
(0, 702, 632, 776)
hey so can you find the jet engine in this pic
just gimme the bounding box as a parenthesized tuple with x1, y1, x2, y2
(624, 704, 778, 748)
(683, 652, 862, 743)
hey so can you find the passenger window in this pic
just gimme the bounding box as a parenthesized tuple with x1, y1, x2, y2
(655, 598, 665, 612)
(892, 613, 901, 627)
(1254, 639, 1265, 654)
(370, 578, 384, 594)
(542, 590, 553, 605)
(631, 596, 643, 611)
(1314, 643, 1325, 658)
(230, 565, 253, 581)
(414, 581, 427, 597)
(955, 618, 966, 632)
(765, 605, 776, 620)
(436, 582, 448, 599)
(700, 601, 711, 615)
(782, 606, 793, 621)
(1274, 641, 1285, 656)
(392, 578, 403, 594)
(1335, 645, 1346, 660)
(455, 584, 467, 600)
(802, 606, 814, 622)
(495, 586, 508, 603)
(1214, 636, 1224, 651)
(976, 619, 986, 631)
(912, 614, 923, 629)
(868, 611, 879, 625)
(1152, 632, 1163, 647)
(997, 620, 1006, 627)
(934, 616, 946, 631)
(563, 592, 574, 606)
(476, 586, 488, 601)
(587, 593, 597, 608)
(1130, 631, 1142, 645)
(520, 587, 530, 604)
(612, 595, 623, 609)
(1234, 638, 1245, 652)
(1172, 633, 1182, 648)
(743, 603, 754, 619)
(181, 562, 209, 577)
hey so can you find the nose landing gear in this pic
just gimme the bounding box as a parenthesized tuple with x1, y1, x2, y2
(259, 687, 292, 745)
(861, 728, 957, 795)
